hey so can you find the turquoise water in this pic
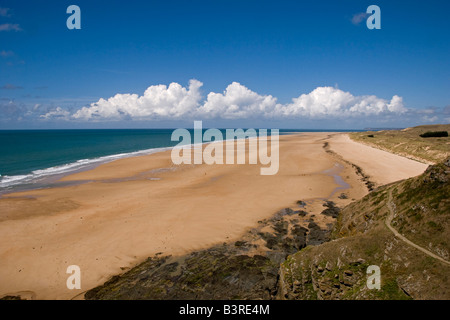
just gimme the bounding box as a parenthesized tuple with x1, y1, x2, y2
(0, 129, 180, 192)
(0, 129, 361, 193)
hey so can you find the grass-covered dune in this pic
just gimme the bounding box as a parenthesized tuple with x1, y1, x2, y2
(278, 158, 450, 300)
(350, 124, 450, 164)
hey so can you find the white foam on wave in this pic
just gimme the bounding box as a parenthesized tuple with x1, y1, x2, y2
(0, 132, 276, 190)
(0, 146, 173, 189)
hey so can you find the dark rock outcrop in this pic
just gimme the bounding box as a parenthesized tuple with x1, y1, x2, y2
(321, 201, 340, 218)
(85, 206, 334, 300)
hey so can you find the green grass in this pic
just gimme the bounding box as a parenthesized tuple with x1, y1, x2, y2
(350, 124, 450, 164)
(375, 278, 412, 300)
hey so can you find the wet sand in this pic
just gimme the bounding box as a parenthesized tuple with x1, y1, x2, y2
(0, 133, 427, 299)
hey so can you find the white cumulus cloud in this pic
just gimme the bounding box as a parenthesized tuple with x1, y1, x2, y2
(72, 79, 203, 121)
(42, 80, 407, 122)
(273, 87, 406, 118)
(199, 82, 278, 119)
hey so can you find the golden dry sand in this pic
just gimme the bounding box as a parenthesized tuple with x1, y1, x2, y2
(0, 133, 428, 299)
(328, 134, 428, 186)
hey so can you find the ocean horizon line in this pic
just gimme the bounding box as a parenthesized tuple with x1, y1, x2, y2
(0, 128, 367, 131)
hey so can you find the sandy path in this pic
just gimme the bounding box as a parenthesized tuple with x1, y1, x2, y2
(0, 133, 427, 300)
(385, 189, 450, 266)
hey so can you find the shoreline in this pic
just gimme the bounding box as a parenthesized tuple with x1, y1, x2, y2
(0, 130, 362, 194)
(0, 146, 175, 195)
(0, 130, 290, 196)
(0, 132, 428, 299)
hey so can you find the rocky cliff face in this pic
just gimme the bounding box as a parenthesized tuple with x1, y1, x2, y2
(277, 158, 450, 300)
(86, 159, 449, 300)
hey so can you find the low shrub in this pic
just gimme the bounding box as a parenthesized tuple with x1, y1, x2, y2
(419, 131, 448, 138)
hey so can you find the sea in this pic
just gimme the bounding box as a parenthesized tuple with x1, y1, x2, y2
(0, 129, 361, 194)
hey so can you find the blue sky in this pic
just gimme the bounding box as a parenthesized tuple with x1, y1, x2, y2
(0, 0, 449, 129)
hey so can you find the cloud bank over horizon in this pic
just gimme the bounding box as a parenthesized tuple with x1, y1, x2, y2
(2, 79, 448, 129)
(48, 80, 408, 122)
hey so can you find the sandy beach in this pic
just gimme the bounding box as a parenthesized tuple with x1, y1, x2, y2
(0, 132, 428, 300)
